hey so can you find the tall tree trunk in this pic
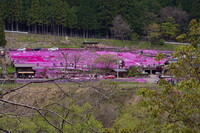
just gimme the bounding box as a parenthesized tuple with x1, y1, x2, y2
(74, 29, 76, 37)
(42, 23, 44, 34)
(58, 25, 60, 36)
(53, 22, 55, 35)
(50, 24, 52, 34)
(35, 24, 36, 33)
(106, 29, 109, 39)
(75, 29, 78, 37)
(83, 29, 85, 38)
(11, 20, 14, 31)
(61, 25, 64, 36)
(86, 30, 88, 38)
(28, 26, 30, 33)
(44, 24, 46, 34)
(70, 28, 72, 37)
(46, 24, 48, 35)
(16, 22, 18, 31)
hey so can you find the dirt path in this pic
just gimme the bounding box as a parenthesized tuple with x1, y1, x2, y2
(144, 75, 159, 83)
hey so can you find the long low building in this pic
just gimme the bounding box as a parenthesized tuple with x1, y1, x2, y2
(14, 64, 35, 78)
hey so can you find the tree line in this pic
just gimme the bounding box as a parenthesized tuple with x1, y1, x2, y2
(0, 0, 200, 40)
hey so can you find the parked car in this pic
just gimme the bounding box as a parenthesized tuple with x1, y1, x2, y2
(33, 47, 41, 51)
(17, 48, 26, 51)
(104, 75, 116, 79)
(48, 47, 58, 51)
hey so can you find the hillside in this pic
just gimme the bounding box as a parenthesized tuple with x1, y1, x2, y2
(5, 33, 179, 51)
(1, 0, 200, 40)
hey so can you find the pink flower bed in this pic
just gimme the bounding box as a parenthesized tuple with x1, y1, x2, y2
(114, 77, 147, 83)
(134, 78, 147, 83)
(9, 49, 171, 78)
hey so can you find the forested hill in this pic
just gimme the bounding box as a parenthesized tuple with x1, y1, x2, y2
(0, 0, 199, 40)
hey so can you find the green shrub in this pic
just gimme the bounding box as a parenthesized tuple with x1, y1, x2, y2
(0, 66, 2, 74)
(127, 66, 140, 77)
(131, 32, 139, 41)
(156, 39, 165, 46)
(6, 66, 16, 74)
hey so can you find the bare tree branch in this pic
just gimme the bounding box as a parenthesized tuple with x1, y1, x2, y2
(0, 98, 73, 133)
(0, 77, 65, 98)
(0, 127, 9, 133)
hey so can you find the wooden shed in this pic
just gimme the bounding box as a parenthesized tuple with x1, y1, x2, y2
(82, 41, 100, 48)
(14, 64, 35, 78)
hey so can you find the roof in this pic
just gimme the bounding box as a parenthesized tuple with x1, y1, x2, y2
(142, 67, 157, 70)
(168, 59, 178, 61)
(82, 42, 99, 44)
(161, 75, 174, 78)
(168, 59, 178, 63)
(14, 64, 34, 68)
(18, 71, 34, 74)
(113, 69, 127, 72)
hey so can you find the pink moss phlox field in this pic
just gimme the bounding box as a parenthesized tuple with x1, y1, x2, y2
(134, 78, 147, 83)
(9, 49, 170, 78)
(115, 77, 147, 83)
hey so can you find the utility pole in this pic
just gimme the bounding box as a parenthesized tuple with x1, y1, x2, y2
(117, 48, 119, 78)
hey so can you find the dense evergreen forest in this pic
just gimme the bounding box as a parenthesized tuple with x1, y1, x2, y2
(0, 0, 200, 40)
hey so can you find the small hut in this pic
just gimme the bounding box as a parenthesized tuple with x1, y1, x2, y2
(112, 68, 127, 77)
(82, 41, 100, 48)
(14, 64, 35, 78)
(142, 66, 157, 74)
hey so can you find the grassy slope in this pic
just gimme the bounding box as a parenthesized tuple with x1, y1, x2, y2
(1, 81, 160, 129)
(5, 33, 183, 51)
(2, 81, 160, 105)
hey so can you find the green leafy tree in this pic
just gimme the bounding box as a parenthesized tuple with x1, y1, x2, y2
(1, 0, 199, 38)
(63, 3, 77, 31)
(123, 0, 147, 35)
(142, 0, 161, 14)
(28, 0, 41, 33)
(54, 0, 65, 35)
(161, 17, 179, 39)
(40, 0, 55, 34)
(110, 45, 200, 132)
(176, 0, 192, 12)
(176, 19, 200, 48)
(0, 1, 6, 21)
(146, 22, 161, 45)
(0, 16, 6, 48)
(190, 0, 200, 19)
(4, 0, 15, 31)
(155, 53, 164, 61)
(54, 0, 64, 25)
(160, 6, 189, 33)
(127, 66, 140, 77)
(176, 33, 187, 42)
(157, 0, 176, 7)
(13, 0, 23, 31)
(137, 45, 200, 132)
(98, 0, 116, 38)
(77, 0, 99, 37)
(188, 19, 200, 48)
(6, 66, 16, 74)
(170, 45, 200, 82)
